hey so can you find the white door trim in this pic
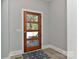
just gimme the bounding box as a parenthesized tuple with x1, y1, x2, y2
(22, 9, 43, 53)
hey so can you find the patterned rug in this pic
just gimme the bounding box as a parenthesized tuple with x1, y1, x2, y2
(22, 50, 50, 59)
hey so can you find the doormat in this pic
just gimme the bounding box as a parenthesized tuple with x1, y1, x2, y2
(22, 50, 50, 59)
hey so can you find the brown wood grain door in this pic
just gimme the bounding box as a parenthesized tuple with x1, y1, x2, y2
(24, 11, 42, 52)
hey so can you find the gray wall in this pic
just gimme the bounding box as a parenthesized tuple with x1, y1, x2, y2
(8, 0, 49, 52)
(1, 0, 9, 58)
(48, 0, 67, 51)
(1, 0, 67, 58)
(1, 0, 49, 58)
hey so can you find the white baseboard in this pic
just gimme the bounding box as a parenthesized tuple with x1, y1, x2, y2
(2, 57, 9, 59)
(8, 44, 67, 59)
(43, 45, 67, 56)
(9, 50, 23, 57)
(42, 45, 51, 49)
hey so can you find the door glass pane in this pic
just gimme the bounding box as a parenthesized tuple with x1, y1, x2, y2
(27, 14, 38, 22)
(27, 32, 38, 39)
(27, 23, 38, 30)
(27, 40, 39, 48)
(33, 16, 38, 22)
(27, 32, 39, 48)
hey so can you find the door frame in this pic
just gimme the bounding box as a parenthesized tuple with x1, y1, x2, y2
(22, 9, 43, 53)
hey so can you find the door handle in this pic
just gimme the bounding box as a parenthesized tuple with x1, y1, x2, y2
(38, 35, 41, 37)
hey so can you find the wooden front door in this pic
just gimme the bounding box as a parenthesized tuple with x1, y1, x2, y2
(24, 11, 42, 52)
